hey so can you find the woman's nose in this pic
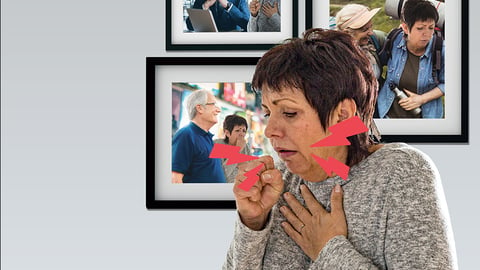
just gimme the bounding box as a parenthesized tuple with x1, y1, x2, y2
(264, 118, 281, 139)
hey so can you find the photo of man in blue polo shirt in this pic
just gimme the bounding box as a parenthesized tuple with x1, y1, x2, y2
(171, 89, 227, 183)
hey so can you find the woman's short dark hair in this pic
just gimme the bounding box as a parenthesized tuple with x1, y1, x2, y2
(223, 114, 248, 144)
(402, 0, 439, 30)
(252, 28, 378, 166)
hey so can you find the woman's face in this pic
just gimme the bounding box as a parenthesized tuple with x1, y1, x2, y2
(350, 20, 374, 46)
(225, 124, 247, 145)
(261, 87, 344, 182)
(404, 19, 436, 50)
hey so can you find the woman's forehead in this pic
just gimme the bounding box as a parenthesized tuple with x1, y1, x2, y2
(260, 86, 302, 99)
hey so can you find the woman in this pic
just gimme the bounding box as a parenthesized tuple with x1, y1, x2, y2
(223, 29, 456, 269)
(214, 114, 251, 183)
(336, 4, 384, 80)
(377, 0, 445, 118)
(247, 0, 281, 32)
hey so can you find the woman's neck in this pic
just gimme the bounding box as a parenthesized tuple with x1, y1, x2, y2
(406, 42, 425, 56)
(301, 146, 349, 182)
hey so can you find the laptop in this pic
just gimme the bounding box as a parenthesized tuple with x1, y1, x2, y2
(187, 8, 218, 32)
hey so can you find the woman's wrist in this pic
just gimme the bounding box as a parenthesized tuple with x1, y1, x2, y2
(240, 213, 269, 231)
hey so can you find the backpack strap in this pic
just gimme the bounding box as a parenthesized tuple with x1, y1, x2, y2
(370, 35, 381, 52)
(379, 27, 403, 62)
(431, 31, 443, 85)
(370, 30, 387, 52)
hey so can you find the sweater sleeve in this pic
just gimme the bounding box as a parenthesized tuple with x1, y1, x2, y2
(223, 210, 274, 270)
(310, 236, 379, 270)
(247, 15, 259, 32)
(267, 13, 280, 30)
(309, 147, 456, 269)
(382, 148, 455, 269)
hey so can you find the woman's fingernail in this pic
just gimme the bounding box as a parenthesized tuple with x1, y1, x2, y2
(284, 192, 289, 199)
(335, 184, 342, 193)
(262, 173, 272, 180)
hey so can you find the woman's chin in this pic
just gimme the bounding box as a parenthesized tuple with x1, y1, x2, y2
(284, 160, 306, 175)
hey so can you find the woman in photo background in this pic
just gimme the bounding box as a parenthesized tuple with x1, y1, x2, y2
(335, 4, 385, 82)
(223, 28, 456, 269)
(247, 0, 281, 32)
(377, 0, 445, 118)
(213, 114, 251, 183)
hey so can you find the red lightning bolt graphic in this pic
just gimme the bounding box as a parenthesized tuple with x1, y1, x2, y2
(209, 143, 262, 191)
(310, 116, 368, 147)
(238, 163, 265, 191)
(311, 154, 350, 180)
(209, 144, 259, 165)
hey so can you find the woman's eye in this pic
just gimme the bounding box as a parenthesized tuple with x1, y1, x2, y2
(284, 112, 297, 118)
(263, 113, 270, 118)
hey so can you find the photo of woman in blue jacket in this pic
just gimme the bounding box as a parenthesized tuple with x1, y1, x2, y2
(377, 0, 445, 118)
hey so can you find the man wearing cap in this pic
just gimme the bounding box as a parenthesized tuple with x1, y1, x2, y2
(335, 4, 385, 81)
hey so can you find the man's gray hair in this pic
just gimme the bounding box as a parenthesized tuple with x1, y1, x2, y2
(186, 89, 209, 120)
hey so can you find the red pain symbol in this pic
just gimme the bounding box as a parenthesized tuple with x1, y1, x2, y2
(209, 144, 261, 191)
(209, 144, 258, 164)
(238, 163, 265, 191)
(310, 116, 369, 180)
(310, 116, 368, 147)
(208, 116, 368, 189)
(311, 155, 350, 180)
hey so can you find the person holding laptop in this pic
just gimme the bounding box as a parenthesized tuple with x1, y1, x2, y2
(186, 0, 250, 32)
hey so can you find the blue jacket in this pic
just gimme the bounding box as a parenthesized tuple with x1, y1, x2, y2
(187, 0, 250, 32)
(377, 31, 445, 118)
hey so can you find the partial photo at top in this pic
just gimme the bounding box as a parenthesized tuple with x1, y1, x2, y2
(183, 0, 281, 32)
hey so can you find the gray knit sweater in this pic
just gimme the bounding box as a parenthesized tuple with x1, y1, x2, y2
(223, 143, 457, 269)
(247, 0, 281, 32)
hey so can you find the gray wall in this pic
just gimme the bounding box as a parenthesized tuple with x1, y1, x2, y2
(1, 1, 477, 269)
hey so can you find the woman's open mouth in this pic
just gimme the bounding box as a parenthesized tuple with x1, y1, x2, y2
(276, 149, 297, 159)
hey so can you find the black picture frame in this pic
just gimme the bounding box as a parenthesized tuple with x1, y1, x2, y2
(146, 57, 259, 209)
(305, 0, 468, 143)
(148, 14, 469, 207)
(166, 0, 298, 50)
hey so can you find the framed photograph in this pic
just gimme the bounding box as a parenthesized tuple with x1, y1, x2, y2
(307, 0, 468, 143)
(147, 57, 266, 209)
(166, 0, 298, 50)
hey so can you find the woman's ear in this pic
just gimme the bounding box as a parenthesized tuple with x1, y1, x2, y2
(400, 23, 409, 36)
(335, 99, 357, 123)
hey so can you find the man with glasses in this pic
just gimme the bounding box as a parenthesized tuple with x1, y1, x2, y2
(172, 89, 227, 183)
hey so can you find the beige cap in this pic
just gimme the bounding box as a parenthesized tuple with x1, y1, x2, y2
(336, 4, 380, 30)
